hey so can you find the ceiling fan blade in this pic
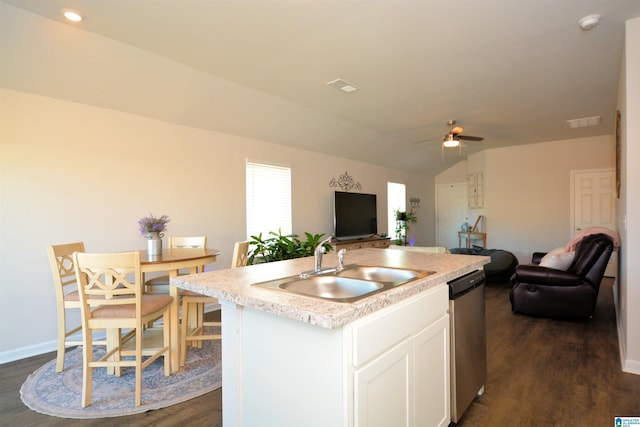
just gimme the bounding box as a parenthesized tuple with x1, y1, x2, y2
(413, 138, 440, 145)
(458, 135, 485, 141)
(451, 126, 464, 135)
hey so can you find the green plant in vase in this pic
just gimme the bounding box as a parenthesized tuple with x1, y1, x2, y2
(394, 210, 417, 245)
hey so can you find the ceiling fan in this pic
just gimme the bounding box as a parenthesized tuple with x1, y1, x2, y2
(441, 119, 484, 147)
(415, 119, 485, 159)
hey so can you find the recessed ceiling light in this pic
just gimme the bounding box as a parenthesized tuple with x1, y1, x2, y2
(579, 14, 601, 31)
(326, 79, 360, 94)
(62, 9, 83, 22)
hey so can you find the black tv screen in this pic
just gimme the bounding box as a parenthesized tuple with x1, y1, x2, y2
(334, 191, 377, 240)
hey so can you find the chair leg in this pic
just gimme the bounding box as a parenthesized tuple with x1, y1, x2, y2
(81, 335, 93, 408)
(164, 311, 171, 376)
(195, 303, 204, 349)
(180, 301, 189, 368)
(135, 331, 143, 407)
(56, 322, 66, 373)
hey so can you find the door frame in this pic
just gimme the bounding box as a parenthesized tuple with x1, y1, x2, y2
(435, 182, 468, 248)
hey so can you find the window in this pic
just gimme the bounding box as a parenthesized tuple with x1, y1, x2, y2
(387, 182, 406, 237)
(246, 161, 292, 239)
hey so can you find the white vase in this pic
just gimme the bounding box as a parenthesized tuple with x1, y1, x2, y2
(147, 232, 163, 255)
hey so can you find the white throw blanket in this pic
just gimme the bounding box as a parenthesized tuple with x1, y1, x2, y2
(565, 227, 620, 252)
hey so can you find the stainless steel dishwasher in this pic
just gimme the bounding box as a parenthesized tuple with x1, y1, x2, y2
(448, 269, 487, 424)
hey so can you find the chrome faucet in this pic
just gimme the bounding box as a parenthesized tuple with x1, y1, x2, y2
(314, 235, 333, 272)
(337, 249, 346, 271)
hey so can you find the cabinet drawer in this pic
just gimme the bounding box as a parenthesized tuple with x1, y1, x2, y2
(352, 284, 448, 367)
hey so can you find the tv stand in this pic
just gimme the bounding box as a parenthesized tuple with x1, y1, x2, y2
(333, 236, 391, 251)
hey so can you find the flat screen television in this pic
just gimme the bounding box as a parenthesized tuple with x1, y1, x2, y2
(333, 191, 377, 240)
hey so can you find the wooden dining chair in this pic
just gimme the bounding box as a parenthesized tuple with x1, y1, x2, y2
(179, 241, 249, 366)
(144, 236, 208, 293)
(231, 240, 250, 268)
(47, 242, 106, 372)
(74, 251, 173, 407)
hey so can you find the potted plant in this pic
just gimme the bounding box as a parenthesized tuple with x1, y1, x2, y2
(247, 229, 332, 264)
(138, 213, 170, 255)
(394, 210, 417, 245)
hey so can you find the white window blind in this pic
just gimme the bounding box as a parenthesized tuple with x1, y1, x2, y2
(246, 161, 292, 239)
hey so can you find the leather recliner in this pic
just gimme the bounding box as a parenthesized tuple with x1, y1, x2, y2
(510, 233, 614, 318)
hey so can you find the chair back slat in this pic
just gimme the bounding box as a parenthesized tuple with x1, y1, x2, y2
(169, 236, 206, 248)
(167, 236, 208, 273)
(232, 241, 250, 268)
(48, 242, 85, 293)
(75, 251, 142, 307)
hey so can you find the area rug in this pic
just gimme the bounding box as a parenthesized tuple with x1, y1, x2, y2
(20, 339, 221, 419)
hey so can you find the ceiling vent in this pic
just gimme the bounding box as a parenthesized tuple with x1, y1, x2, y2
(326, 79, 360, 94)
(567, 116, 601, 128)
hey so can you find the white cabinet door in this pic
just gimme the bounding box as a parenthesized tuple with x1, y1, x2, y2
(352, 289, 450, 427)
(354, 338, 413, 427)
(414, 315, 450, 427)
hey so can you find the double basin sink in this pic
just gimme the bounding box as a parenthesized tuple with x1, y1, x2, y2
(253, 264, 434, 303)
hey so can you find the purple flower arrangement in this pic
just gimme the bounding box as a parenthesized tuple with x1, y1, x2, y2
(138, 214, 170, 238)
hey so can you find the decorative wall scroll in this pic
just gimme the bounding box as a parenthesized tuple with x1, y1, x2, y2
(329, 171, 362, 192)
(409, 197, 420, 214)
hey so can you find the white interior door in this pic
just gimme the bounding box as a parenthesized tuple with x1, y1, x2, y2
(571, 169, 616, 234)
(571, 168, 617, 277)
(436, 183, 468, 249)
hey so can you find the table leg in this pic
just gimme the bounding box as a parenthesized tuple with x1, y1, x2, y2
(106, 328, 120, 376)
(169, 271, 180, 373)
(186, 266, 201, 349)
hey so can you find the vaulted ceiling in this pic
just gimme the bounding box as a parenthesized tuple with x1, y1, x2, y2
(2, 0, 640, 175)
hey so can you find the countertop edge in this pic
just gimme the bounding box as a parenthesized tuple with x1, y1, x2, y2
(172, 249, 490, 329)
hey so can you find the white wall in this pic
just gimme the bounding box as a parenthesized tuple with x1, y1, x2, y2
(436, 136, 614, 263)
(482, 136, 614, 261)
(0, 89, 434, 361)
(434, 159, 467, 185)
(616, 16, 640, 375)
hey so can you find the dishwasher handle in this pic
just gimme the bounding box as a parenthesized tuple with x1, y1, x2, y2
(448, 270, 485, 299)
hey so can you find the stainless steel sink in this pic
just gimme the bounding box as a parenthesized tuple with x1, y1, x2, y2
(336, 265, 423, 285)
(252, 264, 434, 303)
(280, 276, 383, 301)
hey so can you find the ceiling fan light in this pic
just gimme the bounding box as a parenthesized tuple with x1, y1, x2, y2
(443, 135, 460, 148)
(62, 9, 83, 22)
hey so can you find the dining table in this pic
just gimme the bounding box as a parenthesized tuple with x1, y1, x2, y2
(140, 247, 220, 372)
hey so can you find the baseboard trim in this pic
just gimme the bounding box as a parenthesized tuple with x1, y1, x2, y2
(622, 358, 640, 375)
(612, 283, 640, 375)
(0, 305, 221, 365)
(0, 339, 60, 365)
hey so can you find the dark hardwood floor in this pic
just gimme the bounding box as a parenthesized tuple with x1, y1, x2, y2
(0, 310, 224, 427)
(459, 277, 640, 426)
(2, 279, 638, 426)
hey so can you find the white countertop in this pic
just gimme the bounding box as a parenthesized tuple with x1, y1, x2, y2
(172, 248, 490, 329)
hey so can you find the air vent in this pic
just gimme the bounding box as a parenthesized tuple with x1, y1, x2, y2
(326, 79, 360, 94)
(567, 116, 601, 128)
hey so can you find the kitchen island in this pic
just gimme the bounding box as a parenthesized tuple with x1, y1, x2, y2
(173, 248, 489, 427)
